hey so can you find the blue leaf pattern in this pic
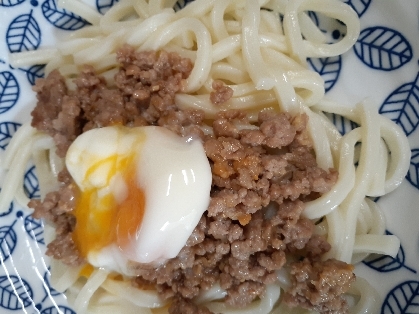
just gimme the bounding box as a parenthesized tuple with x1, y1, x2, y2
(344, 0, 372, 17)
(0, 202, 13, 218)
(0, 276, 33, 310)
(173, 0, 195, 11)
(308, 55, 341, 92)
(0, 121, 21, 150)
(6, 10, 41, 53)
(24, 215, 44, 245)
(0, 221, 17, 263)
(325, 112, 358, 135)
(0, 72, 20, 114)
(43, 271, 61, 297)
(24, 64, 45, 85)
(42, 0, 89, 30)
(0, 0, 25, 6)
(307, 11, 319, 27)
(307, 11, 346, 43)
(379, 72, 419, 135)
(369, 196, 380, 203)
(363, 231, 416, 273)
(354, 26, 413, 71)
(96, 0, 119, 14)
(382, 281, 419, 314)
(23, 166, 40, 199)
(406, 148, 419, 189)
(41, 306, 76, 314)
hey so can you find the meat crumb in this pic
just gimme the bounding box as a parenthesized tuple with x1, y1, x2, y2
(169, 295, 212, 314)
(28, 46, 351, 314)
(29, 170, 84, 266)
(210, 80, 233, 105)
(284, 258, 355, 314)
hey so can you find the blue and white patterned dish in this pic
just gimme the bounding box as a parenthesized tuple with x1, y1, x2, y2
(0, 1, 419, 313)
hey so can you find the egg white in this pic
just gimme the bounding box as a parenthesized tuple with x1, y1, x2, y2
(66, 126, 211, 274)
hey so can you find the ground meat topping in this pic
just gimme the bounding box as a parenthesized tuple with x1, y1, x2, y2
(29, 46, 353, 314)
(283, 258, 356, 314)
(29, 169, 83, 266)
(210, 80, 234, 105)
(31, 46, 195, 157)
(169, 295, 212, 314)
(130, 108, 342, 311)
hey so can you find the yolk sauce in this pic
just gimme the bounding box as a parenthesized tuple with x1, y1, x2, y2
(79, 263, 94, 278)
(72, 152, 145, 259)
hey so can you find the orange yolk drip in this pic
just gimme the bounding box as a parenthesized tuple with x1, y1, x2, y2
(79, 264, 94, 278)
(72, 153, 146, 259)
(116, 167, 146, 249)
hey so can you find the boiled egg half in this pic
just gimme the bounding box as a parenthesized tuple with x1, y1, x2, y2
(65, 126, 211, 274)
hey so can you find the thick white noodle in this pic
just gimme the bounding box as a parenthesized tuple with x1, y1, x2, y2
(352, 199, 387, 264)
(323, 207, 345, 260)
(353, 234, 400, 257)
(347, 277, 381, 314)
(366, 138, 388, 196)
(204, 284, 281, 314)
(303, 125, 356, 219)
(194, 283, 227, 304)
(334, 104, 381, 263)
(242, 0, 275, 90)
(58, 38, 103, 56)
(126, 10, 175, 46)
(211, 0, 231, 41)
(50, 259, 84, 293)
(74, 268, 108, 314)
(8, 48, 58, 67)
(1, 123, 36, 169)
(101, 278, 166, 308)
(14, 179, 30, 209)
(58, 0, 102, 25)
(32, 150, 59, 199)
(175, 92, 277, 119)
(0, 131, 53, 213)
(364, 198, 386, 236)
(303, 107, 333, 170)
(211, 35, 241, 63)
(299, 12, 326, 44)
(141, 17, 212, 93)
(283, 0, 359, 64)
(379, 115, 411, 193)
(99, 0, 145, 33)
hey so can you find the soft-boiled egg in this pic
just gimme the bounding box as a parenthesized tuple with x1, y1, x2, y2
(65, 125, 211, 274)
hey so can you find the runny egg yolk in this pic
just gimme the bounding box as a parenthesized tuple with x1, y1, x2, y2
(72, 154, 145, 258)
(65, 125, 212, 273)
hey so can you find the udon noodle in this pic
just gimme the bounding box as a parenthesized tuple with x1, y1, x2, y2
(0, 0, 411, 313)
